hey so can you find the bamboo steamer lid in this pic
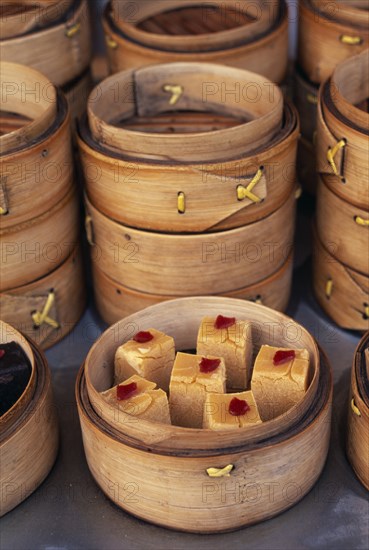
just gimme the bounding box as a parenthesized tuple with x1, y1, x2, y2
(103, 1, 289, 83)
(0, 245, 86, 350)
(316, 50, 369, 210)
(91, 251, 293, 324)
(77, 297, 332, 532)
(347, 331, 369, 490)
(0, 0, 91, 87)
(0, 323, 59, 516)
(313, 227, 369, 331)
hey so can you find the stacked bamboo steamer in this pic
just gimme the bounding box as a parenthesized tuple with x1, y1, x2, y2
(0, 320, 59, 516)
(102, 0, 288, 83)
(295, 0, 369, 194)
(79, 62, 299, 323)
(347, 331, 369, 490)
(0, 62, 86, 349)
(313, 50, 369, 331)
(0, 0, 92, 121)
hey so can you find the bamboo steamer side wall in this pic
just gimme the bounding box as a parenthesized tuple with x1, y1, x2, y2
(91, 252, 293, 324)
(62, 70, 93, 122)
(294, 68, 318, 143)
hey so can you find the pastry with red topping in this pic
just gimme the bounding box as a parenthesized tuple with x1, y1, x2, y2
(197, 315, 252, 390)
(169, 352, 226, 428)
(101, 374, 171, 424)
(251, 345, 310, 421)
(114, 328, 175, 391)
(203, 390, 262, 430)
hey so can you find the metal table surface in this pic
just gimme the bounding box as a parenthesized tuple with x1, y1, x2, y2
(1, 216, 369, 550)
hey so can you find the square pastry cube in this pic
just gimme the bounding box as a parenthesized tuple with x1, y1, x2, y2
(251, 345, 310, 421)
(203, 390, 262, 430)
(101, 374, 171, 424)
(114, 329, 175, 392)
(197, 315, 252, 390)
(169, 352, 226, 428)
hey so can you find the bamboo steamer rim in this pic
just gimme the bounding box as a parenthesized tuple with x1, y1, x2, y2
(0, 0, 73, 40)
(0, 62, 57, 155)
(354, 331, 369, 411)
(304, 0, 369, 28)
(87, 62, 283, 162)
(110, 0, 280, 53)
(83, 297, 320, 452)
(329, 49, 369, 131)
(0, 320, 36, 433)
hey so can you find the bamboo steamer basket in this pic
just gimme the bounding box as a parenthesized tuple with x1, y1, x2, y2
(297, 137, 317, 196)
(62, 69, 92, 122)
(0, 245, 86, 350)
(80, 62, 298, 233)
(298, 0, 369, 84)
(103, 1, 289, 83)
(0, 0, 91, 88)
(316, 50, 369, 209)
(110, 0, 279, 52)
(85, 189, 296, 296)
(0, 321, 59, 516)
(77, 297, 332, 532)
(347, 331, 369, 490)
(313, 228, 369, 331)
(0, 66, 74, 227)
(0, 1, 73, 40)
(91, 251, 293, 324)
(316, 176, 369, 275)
(0, 185, 79, 291)
(293, 66, 318, 143)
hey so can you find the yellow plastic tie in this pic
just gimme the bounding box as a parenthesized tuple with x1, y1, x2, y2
(351, 398, 361, 417)
(237, 167, 263, 202)
(163, 84, 184, 106)
(85, 215, 95, 246)
(0, 206, 8, 215)
(364, 304, 369, 319)
(177, 192, 185, 214)
(206, 464, 234, 477)
(354, 216, 369, 227)
(325, 278, 333, 299)
(306, 93, 318, 105)
(295, 185, 302, 199)
(340, 35, 362, 45)
(65, 22, 81, 38)
(106, 35, 118, 49)
(32, 291, 59, 329)
(327, 139, 346, 176)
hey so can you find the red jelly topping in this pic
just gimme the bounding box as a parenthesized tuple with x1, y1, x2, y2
(229, 397, 250, 416)
(199, 357, 221, 373)
(133, 331, 154, 344)
(215, 315, 236, 329)
(117, 382, 138, 401)
(0, 349, 5, 359)
(273, 349, 296, 366)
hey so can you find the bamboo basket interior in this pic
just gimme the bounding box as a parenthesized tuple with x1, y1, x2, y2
(84, 297, 320, 452)
(0, 320, 36, 432)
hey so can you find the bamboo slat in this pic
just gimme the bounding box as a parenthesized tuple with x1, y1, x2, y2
(0, 186, 79, 291)
(77, 297, 332, 532)
(347, 331, 369, 490)
(316, 50, 369, 209)
(313, 228, 369, 331)
(0, 0, 91, 87)
(0, 0, 73, 40)
(91, 251, 293, 324)
(298, 0, 369, 84)
(62, 69, 92, 122)
(316, 176, 369, 275)
(110, 0, 279, 52)
(103, 1, 289, 83)
(0, 328, 59, 516)
(85, 190, 296, 296)
(0, 246, 86, 350)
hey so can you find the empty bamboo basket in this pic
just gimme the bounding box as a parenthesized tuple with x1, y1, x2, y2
(91, 251, 293, 324)
(77, 297, 332, 532)
(0, 320, 59, 516)
(313, 229, 369, 331)
(347, 331, 369, 490)
(298, 0, 369, 85)
(103, 0, 289, 83)
(0, 245, 86, 349)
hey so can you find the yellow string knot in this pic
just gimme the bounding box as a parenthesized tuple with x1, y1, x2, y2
(351, 398, 361, 417)
(206, 464, 234, 477)
(177, 192, 185, 214)
(340, 35, 362, 45)
(327, 139, 346, 176)
(237, 167, 263, 202)
(354, 216, 369, 227)
(163, 84, 184, 106)
(65, 22, 81, 38)
(0, 206, 8, 215)
(325, 278, 333, 299)
(32, 291, 59, 329)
